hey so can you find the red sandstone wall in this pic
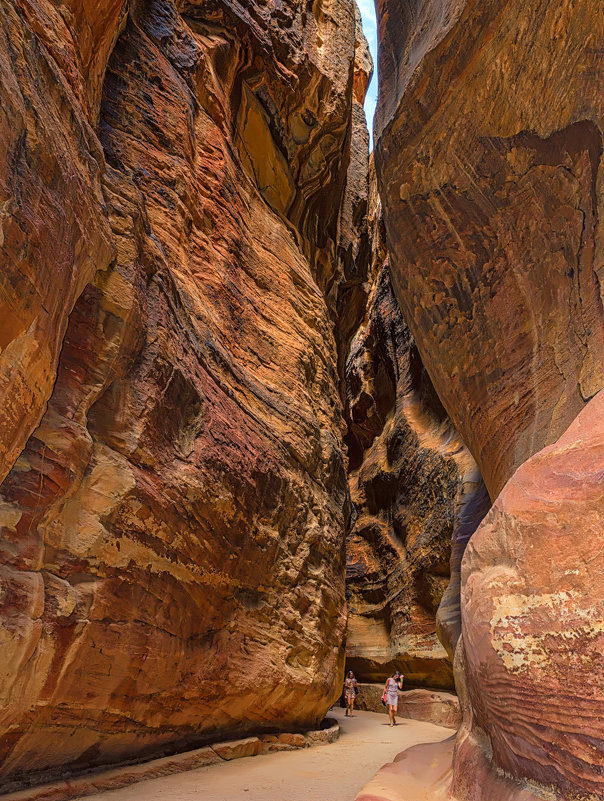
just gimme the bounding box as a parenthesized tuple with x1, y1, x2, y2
(373, 0, 604, 797)
(374, 0, 604, 501)
(0, 0, 369, 788)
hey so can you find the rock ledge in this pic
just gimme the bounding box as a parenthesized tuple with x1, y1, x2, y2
(1, 720, 340, 801)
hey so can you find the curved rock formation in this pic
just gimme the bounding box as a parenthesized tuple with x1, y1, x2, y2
(0, 1, 122, 485)
(355, 392, 604, 801)
(0, 0, 371, 789)
(345, 258, 488, 689)
(456, 389, 604, 799)
(374, 0, 604, 499)
(372, 0, 604, 798)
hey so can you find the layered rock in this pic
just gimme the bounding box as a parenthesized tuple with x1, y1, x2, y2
(374, 0, 604, 500)
(352, 685, 461, 729)
(331, 4, 374, 408)
(0, 0, 370, 788)
(456, 390, 604, 800)
(372, 0, 604, 798)
(355, 392, 604, 801)
(345, 259, 488, 689)
(0, 0, 121, 485)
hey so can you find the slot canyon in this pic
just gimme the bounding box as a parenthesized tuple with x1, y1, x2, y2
(0, 0, 602, 799)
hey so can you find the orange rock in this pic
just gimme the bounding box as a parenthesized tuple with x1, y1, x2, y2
(374, 0, 604, 499)
(361, 394, 602, 801)
(0, 0, 370, 789)
(277, 733, 307, 748)
(0, 1, 116, 485)
(345, 261, 489, 688)
(211, 738, 265, 761)
(372, 0, 604, 796)
(456, 390, 604, 798)
(355, 736, 455, 801)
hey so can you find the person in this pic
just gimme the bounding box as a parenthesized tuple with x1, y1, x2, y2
(383, 670, 403, 727)
(343, 670, 358, 716)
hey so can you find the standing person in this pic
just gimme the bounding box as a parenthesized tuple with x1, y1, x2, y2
(383, 670, 403, 727)
(344, 670, 359, 717)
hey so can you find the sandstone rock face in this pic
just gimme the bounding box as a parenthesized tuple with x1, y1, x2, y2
(359, 391, 604, 801)
(355, 736, 455, 801)
(374, 0, 604, 499)
(372, 2, 604, 798)
(345, 260, 488, 689)
(0, 1, 121, 485)
(0, 0, 369, 788)
(331, 9, 374, 407)
(456, 390, 604, 799)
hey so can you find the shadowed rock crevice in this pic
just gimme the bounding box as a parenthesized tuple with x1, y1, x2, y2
(344, 257, 489, 690)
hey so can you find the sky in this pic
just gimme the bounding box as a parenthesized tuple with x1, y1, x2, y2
(357, 0, 378, 147)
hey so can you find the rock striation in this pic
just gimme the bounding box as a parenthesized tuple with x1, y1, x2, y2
(0, 0, 371, 789)
(374, 0, 604, 500)
(3, 0, 602, 797)
(0, 0, 121, 486)
(456, 390, 604, 800)
(345, 254, 488, 689)
(372, 0, 604, 798)
(354, 392, 604, 801)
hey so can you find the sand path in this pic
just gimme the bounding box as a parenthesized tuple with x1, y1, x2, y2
(87, 708, 450, 801)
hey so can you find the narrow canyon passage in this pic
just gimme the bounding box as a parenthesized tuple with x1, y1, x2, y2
(0, 0, 602, 799)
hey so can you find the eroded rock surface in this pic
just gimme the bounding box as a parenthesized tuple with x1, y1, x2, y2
(355, 736, 455, 801)
(0, 0, 370, 788)
(374, 0, 604, 499)
(456, 390, 604, 799)
(359, 392, 604, 801)
(0, 0, 121, 485)
(372, 1, 604, 798)
(345, 259, 488, 689)
(352, 685, 461, 729)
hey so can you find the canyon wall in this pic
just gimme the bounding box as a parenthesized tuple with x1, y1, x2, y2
(456, 389, 604, 800)
(374, 0, 604, 797)
(345, 257, 488, 689)
(3, 0, 602, 796)
(343, 164, 489, 691)
(0, 0, 370, 789)
(375, 0, 604, 501)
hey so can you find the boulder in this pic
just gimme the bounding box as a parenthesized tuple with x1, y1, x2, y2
(211, 738, 265, 761)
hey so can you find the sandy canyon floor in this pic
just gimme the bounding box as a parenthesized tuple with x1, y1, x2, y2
(85, 708, 451, 801)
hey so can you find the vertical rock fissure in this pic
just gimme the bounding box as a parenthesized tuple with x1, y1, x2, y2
(342, 249, 490, 692)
